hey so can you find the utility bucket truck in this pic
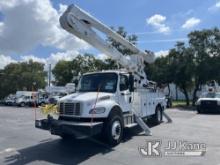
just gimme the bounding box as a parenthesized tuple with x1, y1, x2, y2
(35, 4, 172, 145)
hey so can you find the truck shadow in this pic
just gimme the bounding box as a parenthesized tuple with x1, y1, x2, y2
(4, 138, 114, 165)
(4, 123, 158, 165)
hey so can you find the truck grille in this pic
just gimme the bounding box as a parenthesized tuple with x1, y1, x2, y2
(59, 102, 81, 116)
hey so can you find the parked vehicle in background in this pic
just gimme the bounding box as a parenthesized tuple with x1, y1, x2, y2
(196, 92, 220, 113)
(15, 91, 48, 107)
(4, 95, 16, 106)
(48, 96, 62, 105)
(16, 95, 35, 107)
(38, 97, 48, 106)
(196, 81, 220, 113)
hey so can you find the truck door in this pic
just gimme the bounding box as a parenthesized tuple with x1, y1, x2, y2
(118, 74, 132, 112)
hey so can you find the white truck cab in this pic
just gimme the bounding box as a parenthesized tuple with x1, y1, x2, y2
(59, 71, 133, 118)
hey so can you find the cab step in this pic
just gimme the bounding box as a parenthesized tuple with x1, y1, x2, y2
(125, 123, 138, 128)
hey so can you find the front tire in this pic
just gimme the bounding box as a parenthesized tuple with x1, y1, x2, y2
(104, 111, 124, 146)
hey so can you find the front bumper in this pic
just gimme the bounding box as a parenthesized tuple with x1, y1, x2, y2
(197, 105, 220, 113)
(35, 116, 103, 138)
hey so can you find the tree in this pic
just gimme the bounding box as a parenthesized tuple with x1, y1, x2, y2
(53, 54, 107, 85)
(107, 26, 138, 55)
(188, 28, 220, 105)
(169, 42, 194, 105)
(0, 60, 46, 99)
(53, 27, 138, 85)
(146, 42, 194, 105)
(106, 26, 138, 69)
(52, 60, 73, 86)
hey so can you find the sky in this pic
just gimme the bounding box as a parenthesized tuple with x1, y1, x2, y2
(0, 0, 220, 69)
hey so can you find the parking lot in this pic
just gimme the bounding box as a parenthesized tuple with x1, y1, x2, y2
(0, 106, 219, 165)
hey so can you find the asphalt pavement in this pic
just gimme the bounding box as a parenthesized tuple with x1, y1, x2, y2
(0, 106, 220, 165)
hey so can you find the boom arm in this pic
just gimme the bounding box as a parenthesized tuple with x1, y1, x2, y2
(60, 4, 155, 87)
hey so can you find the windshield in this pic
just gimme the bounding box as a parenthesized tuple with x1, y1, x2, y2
(201, 93, 220, 98)
(78, 73, 118, 93)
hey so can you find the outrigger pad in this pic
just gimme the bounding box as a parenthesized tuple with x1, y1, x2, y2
(162, 111, 172, 123)
(133, 112, 152, 136)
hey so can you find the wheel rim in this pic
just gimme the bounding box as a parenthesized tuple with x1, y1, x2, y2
(111, 120, 121, 140)
(157, 109, 161, 122)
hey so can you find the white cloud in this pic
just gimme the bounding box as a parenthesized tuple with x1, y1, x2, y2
(47, 51, 79, 69)
(0, 49, 79, 70)
(208, 1, 220, 11)
(216, 1, 220, 8)
(0, 0, 89, 54)
(182, 17, 201, 29)
(0, 22, 4, 34)
(155, 50, 169, 58)
(97, 53, 108, 60)
(20, 50, 79, 70)
(146, 14, 170, 34)
(0, 55, 16, 69)
(138, 38, 188, 43)
(0, 0, 17, 10)
(20, 55, 47, 64)
(58, 4, 68, 14)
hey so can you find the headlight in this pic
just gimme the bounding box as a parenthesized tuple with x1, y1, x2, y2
(89, 107, 106, 114)
(217, 100, 220, 106)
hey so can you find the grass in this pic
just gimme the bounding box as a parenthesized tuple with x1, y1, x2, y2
(172, 100, 196, 110)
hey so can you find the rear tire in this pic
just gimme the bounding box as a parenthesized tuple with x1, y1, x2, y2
(103, 110, 124, 146)
(152, 106, 163, 124)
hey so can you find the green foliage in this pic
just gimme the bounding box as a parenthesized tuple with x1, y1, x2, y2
(52, 54, 108, 85)
(107, 26, 138, 55)
(106, 26, 138, 68)
(52, 60, 73, 86)
(53, 26, 138, 85)
(188, 28, 220, 104)
(147, 28, 220, 105)
(0, 60, 46, 99)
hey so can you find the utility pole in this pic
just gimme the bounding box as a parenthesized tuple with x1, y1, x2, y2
(48, 64, 51, 87)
